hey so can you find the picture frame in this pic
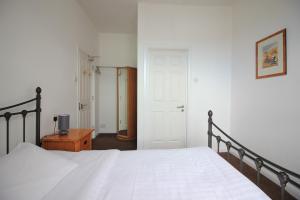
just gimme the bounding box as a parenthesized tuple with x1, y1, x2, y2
(256, 29, 286, 79)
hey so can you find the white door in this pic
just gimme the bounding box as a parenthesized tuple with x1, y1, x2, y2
(78, 49, 91, 128)
(144, 49, 188, 149)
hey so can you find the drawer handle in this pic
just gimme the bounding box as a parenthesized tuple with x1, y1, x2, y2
(84, 140, 87, 145)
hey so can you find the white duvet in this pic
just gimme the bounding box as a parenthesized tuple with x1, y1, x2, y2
(43, 147, 270, 200)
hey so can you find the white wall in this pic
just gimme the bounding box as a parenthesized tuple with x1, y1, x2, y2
(95, 68, 117, 133)
(137, 3, 232, 149)
(231, 0, 300, 198)
(0, 0, 98, 155)
(98, 33, 137, 67)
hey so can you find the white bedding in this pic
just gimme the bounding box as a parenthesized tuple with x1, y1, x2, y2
(43, 147, 270, 200)
(0, 143, 78, 200)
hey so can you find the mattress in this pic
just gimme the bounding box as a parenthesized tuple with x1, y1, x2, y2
(44, 147, 270, 200)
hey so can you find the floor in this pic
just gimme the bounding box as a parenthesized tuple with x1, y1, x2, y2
(92, 133, 137, 151)
(219, 152, 296, 200)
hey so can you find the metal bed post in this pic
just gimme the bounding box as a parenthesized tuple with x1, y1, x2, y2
(35, 87, 41, 146)
(278, 172, 289, 200)
(226, 141, 231, 160)
(4, 112, 12, 154)
(208, 110, 213, 148)
(254, 158, 263, 186)
(238, 148, 245, 172)
(216, 136, 221, 153)
(21, 110, 28, 142)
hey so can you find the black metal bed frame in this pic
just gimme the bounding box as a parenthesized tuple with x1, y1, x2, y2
(0, 87, 41, 154)
(1, 91, 299, 198)
(207, 110, 300, 200)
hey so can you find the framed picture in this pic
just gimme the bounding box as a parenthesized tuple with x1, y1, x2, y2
(256, 29, 286, 79)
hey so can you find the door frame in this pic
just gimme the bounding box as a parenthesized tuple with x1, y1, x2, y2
(140, 47, 191, 149)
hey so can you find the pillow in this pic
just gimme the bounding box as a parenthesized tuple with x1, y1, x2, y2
(0, 143, 78, 200)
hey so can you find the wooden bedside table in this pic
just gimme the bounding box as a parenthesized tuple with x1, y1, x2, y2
(42, 129, 94, 152)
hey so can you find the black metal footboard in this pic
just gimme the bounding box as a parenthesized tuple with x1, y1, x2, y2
(207, 110, 299, 200)
(0, 87, 41, 154)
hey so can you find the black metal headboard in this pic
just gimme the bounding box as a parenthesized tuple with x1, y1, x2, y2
(207, 110, 300, 200)
(0, 87, 41, 154)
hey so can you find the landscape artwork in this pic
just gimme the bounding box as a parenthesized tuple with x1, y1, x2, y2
(262, 42, 278, 68)
(256, 29, 286, 79)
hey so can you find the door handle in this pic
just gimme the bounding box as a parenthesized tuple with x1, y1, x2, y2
(79, 103, 87, 110)
(176, 105, 184, 109)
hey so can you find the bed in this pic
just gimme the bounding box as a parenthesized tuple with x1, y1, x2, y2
(0, 87, 299, 200)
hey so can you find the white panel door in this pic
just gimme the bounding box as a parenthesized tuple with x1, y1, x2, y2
(144, 49, 188, 149)
(78, 50, 91, 128)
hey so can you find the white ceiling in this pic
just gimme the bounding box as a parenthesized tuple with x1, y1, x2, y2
(77, 0, 234, 34)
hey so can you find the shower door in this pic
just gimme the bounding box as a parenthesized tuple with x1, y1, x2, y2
(118, 68, 128, 131)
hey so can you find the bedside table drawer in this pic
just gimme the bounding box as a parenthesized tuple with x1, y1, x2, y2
(80, 133, 91, 150)
(42, 141, 79, 152)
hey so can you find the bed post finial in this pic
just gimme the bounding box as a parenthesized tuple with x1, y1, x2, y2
(36, 87, 42, 146)
(36, 87, 42, 94)
(208, 110, 213, 148)
(278, 172, 289, 200)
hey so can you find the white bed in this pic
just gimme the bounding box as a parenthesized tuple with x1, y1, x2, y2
(0, 143, 270, 200)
